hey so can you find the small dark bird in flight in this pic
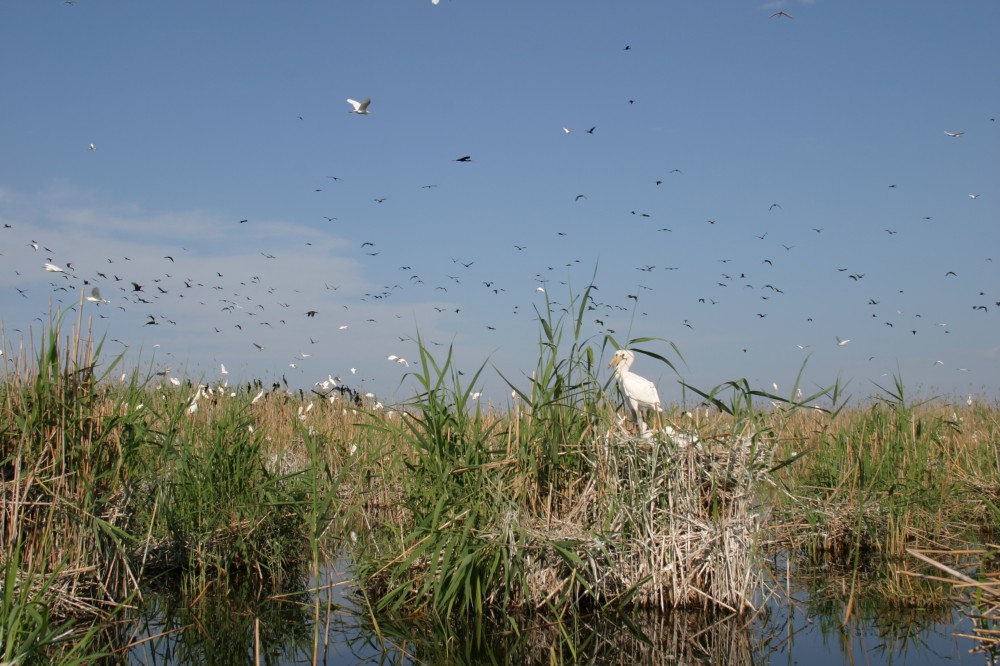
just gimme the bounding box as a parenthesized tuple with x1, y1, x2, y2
(131, 282, 143, 292)
(454, 155, 472, 162)
(586, 126, 596, 134)
(769, 11, 793, 19)
(306, 310, 318, 317)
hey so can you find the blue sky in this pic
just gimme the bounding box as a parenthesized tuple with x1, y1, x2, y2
(1, 0, 997, 407)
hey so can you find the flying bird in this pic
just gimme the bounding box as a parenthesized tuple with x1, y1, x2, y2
(943, 131, 965, 138)
(608, 349, 662, 434)
(85, 287, 109, 304)
(454, 155, 472, 162)
(769, 11, 794, 19)
(347, 98, 371, 114)
(835, 336, 851, 346)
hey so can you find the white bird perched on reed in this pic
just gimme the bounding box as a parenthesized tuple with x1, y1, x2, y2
(608, 349, 662, 433)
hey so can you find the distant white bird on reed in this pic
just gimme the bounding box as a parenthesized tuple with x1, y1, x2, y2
(187, 385, 208, 415)
(608, 349, 662, 434)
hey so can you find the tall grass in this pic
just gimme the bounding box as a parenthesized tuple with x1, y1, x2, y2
(767, 376, 999, 560)
(1, 302, 137, 613)
(352, 288, 771, 625)
(2, 292, 998, 659)
(1, 298, 349, 659)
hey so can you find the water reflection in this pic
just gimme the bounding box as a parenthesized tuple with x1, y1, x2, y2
(119, 557, 989, 665)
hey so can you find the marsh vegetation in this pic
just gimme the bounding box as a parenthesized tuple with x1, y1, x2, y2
(1, 297, 997, 663)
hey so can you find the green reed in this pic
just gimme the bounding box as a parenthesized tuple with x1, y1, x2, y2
(768, 374, 999, 560)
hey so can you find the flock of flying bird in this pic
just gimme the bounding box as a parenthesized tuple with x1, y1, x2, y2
(3, 6, 997, 414)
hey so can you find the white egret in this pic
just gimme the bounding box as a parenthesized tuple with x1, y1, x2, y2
(835, 336, 851, 346)
(347, 98, 371, 114)
(608, 349, 662, 433)
(43, 262, 65, 273)
(85, 287, 109, 304)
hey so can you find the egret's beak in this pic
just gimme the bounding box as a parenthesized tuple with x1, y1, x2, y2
(608, 357, 619, 369)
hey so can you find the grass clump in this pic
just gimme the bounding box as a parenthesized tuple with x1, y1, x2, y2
(768, 377, 1000, 560)
(353, 288, 774, 625)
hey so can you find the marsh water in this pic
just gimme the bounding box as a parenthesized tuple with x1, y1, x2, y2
(119, 557, 991, 666)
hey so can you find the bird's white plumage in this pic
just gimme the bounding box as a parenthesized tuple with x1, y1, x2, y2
(347, 98, 371, 114)
(609, 349, 661, 433)
(85, 287, 109, 304)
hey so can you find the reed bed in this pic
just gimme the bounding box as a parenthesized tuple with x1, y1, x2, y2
(766, 383, 1000, 560)
(1, 293, 998, 661)
(352, 290, 775, 623)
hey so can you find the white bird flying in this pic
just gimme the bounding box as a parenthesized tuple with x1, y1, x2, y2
(943, 131, 965, 138)
(608, 349, 662, 434)
(347, 98, 371, 114)
(85, 287, 109, 304)
(43, 262, 66, 273)
(835, 336, 851, 346)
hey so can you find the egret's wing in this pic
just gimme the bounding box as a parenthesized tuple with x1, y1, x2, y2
(622, 373, 660, 407)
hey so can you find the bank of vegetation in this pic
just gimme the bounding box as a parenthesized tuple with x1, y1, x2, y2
(1, 294, 997, 662)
